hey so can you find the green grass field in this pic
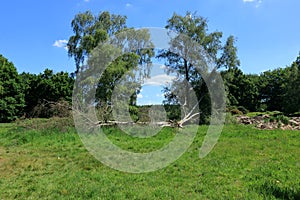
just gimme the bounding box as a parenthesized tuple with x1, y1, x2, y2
(0, 119, 300, 199)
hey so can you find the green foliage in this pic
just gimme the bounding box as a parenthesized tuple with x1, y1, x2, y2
(1, 10, 300, 124)
(230, 108, 243, 115)
(290, 112, 300, 117)
(136, 105, 181, 123)
(163, 104, 181, 121)
(222, 68, 260, 112)
(129, 105, 139, 122)
(283, 54, 300, 114)
(136, 105, 151, 122)
(0, 55, 25, 122)
(222, 53, 300, 115)
(69, 11, 155, 122)
(67, 11, 127, 72)
(159, 12, 237, 124)
(253, 58, 297, 114)
(90, 38, 153, 120)
(269, 114, 290, 125)
(95, 52, 140, 105)
(31, 99, 72, 118)
(237, 106, 249, 114)
(217, 35, 240, 69)
(258, 67, 290, 112)
(20, 69, 74, 118)
(225, 112, 238, 124)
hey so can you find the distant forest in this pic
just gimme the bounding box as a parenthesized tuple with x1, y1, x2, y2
(0, 11, 299, 123)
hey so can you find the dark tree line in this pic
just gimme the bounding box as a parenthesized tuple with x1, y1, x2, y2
(0, 11, 299, 123)
(0, 55, 74, 122)
(0, 55, 25, 122)
(20, 69, 74, 118)
(222, 54, 300, 114)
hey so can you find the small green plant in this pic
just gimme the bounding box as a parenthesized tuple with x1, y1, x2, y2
(269, 116, 276, 123)
(230, 108, 243, 115)
(290, 112, 300, 117)
(257, 179, 300, 199)
(237, 106, 249, 114)
(280, 115, 290, 125)
(246, 112, 265, 117)
(278, 122, 282, 129)
(273, 115, 290, 125)
(225, 113, 238, 124)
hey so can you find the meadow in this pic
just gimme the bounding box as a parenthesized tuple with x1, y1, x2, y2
(0, 118, 300, 199)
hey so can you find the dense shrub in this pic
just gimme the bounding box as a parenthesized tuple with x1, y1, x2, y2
(225, 113, 238, 124)
(269, 114, 290, 125)
(0, 55, 25, 122)
(230, 108, 243, 115)
(237, 106, 249, 114)
(32, 99, 71, 118)
(20, 69, 74, 118)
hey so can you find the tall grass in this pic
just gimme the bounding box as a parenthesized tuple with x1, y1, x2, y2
(0, 120, 300, 199)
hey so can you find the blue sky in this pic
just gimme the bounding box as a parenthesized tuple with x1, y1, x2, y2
(1, 0, 300, 104)
(136, 63, 176, 105)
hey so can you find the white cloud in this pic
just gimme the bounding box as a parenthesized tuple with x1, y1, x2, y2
(53, 39, 68, 50)
(143, 74, 176, 86)
(160, 65, 167, 69)
(137, 94, 143, 99)
(140, 100, 156, 105)
(125, 3, 132, 7)
(84, 0, 90, 2)
(156, 93, 165, 98)
(256, 0, 263, 7)
(243, 0, 262, 7)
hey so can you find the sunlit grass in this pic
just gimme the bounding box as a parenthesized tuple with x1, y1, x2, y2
(0, 120, 299, 199)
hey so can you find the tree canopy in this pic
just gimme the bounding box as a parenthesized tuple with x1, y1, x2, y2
(0, 11, 299, 123)
(20, 69, 74, 118)
(67, 11, 127, 73)
(158, 12, 238, 124)
(0, 55, 25, 122)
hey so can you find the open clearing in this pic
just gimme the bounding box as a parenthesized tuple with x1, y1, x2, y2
(0, 121, 300, 199)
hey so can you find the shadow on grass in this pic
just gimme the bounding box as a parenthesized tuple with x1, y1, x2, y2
(258, 180, 300, 200)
